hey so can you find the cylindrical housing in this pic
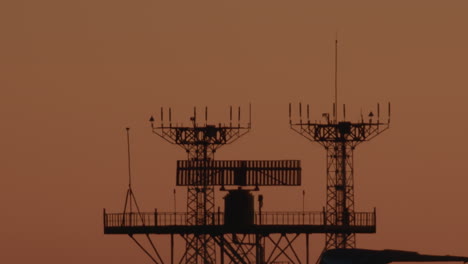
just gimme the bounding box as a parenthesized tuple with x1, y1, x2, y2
(224, 189, 254, 227)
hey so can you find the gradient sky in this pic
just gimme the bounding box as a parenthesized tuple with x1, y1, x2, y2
(1, 1, 468, 263)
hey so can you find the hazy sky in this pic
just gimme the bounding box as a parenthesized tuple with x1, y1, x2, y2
(1, 1, 468, 263)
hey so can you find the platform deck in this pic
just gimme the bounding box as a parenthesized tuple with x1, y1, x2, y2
(104, 210, 376, 235)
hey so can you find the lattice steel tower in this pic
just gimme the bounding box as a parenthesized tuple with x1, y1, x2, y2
(150, 106, 251, 264)
(290, 103, 389, 249)
(289, 40, 390, 250)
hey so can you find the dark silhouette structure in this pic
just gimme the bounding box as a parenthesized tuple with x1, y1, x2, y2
(150, 106, 252, 264)
(103, 106, 467, 264)
(319, 248, 468, 264)
(103, 43, 467, 264)
(288, 39, 390, 250)
(289, 102, 390, 249)
(103, 106, 377, 264)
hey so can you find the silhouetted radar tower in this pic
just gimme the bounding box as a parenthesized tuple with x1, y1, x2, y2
(149, 106, 251, 264)
(289, 102, 390, 249)
(104, 104, 377, 264)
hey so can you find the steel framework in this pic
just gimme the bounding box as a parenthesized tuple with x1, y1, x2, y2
(104, 105, 379, 264)
(150, 106, 251, 264)
(289, 103, 390, 249)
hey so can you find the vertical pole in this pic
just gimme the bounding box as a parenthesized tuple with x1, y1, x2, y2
(249, 103, 252, 128)
(161, 107, 164, 124)
(155, 208, 158, 226)
(174, 189, 176, 214)
(126, 128, 133, 215)
(341, 142, 348, 249)
(334, 38, 338, 123)
(302, 190, 305, 224)
(171, 233, 174, 264)
(230, 106, 233, 126)
(306, 234, 310, 264)
(258, 195, 263, 225)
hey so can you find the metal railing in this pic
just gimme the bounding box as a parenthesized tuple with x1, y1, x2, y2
(104, 209, 376, 228)
(255, 211, 324, 225)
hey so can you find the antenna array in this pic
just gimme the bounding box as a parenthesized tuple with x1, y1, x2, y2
(290, 102, 390, 249)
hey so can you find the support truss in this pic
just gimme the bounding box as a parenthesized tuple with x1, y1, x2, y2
(290, 102, 390, 249)
(149, 106, 251, 264)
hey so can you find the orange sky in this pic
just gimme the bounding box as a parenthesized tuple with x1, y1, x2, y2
(1, 0, 468, 263)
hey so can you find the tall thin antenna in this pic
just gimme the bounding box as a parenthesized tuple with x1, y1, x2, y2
(125, 127, 133, 214)
(249, 103, 252, 128)
(299, 102, 303, 123)
(388, 102, 391, 123)
(334, 38, 338, 123)
(377, 103, 380, 123)
(121, 127, 147, 225)
(169, 108, 172, 127)
(126, 127, 132, 188)
(192, 107, 197, 127)
(173, 189, 176, 213)
(343, 104, 346, 120)
(230, 106, 233, 126)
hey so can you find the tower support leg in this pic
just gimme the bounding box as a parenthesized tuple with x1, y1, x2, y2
(171, 234, 174, 264)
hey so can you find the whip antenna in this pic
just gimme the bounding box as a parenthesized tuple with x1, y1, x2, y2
(126, 127, 132, 188)
(334, 37, 339, 123)
(122, 127, 144, 225)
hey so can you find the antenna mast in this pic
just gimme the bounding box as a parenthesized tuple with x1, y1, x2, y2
(121, 127, 144, 225)
(290, 40, 391, 250)
(334, 38, 338, 123)
(126, 127, 132, 188)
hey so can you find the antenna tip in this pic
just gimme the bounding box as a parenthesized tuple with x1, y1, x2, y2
(149, 116, 154, 122)
(126, 127, 130, 131)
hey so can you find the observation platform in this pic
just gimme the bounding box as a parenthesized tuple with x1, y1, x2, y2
(103, 210, 376, 235)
